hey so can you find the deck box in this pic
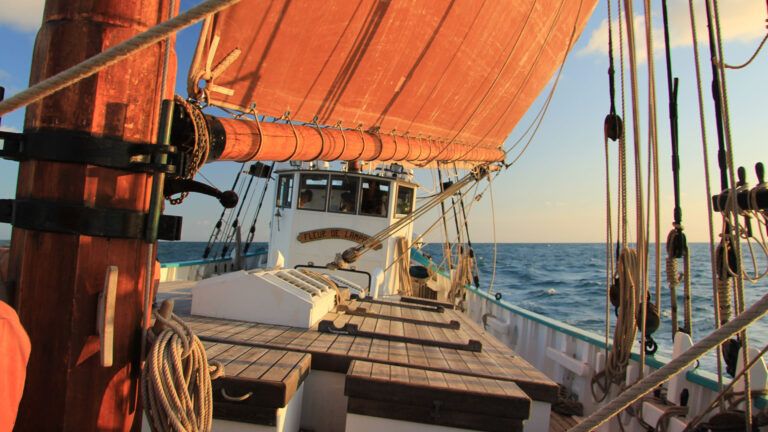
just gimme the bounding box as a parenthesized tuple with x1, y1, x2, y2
(344, 360, 532, 432)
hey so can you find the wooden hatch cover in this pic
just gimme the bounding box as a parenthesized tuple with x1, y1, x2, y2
(205, 342, 311, 426)
(345, 360, 532, 432)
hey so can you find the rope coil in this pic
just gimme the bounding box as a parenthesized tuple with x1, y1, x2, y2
(142, 308, 224, 432)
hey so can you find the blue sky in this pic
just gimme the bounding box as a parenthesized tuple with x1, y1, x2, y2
(0, 0, 766, 244)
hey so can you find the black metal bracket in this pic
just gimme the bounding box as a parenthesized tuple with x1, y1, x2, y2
(351, 294, 445, 313)
(0, 199, 182, 240)
(317, 321, 482, 352)
(164, 178, 238, 208)
(336, 304, 460, 329)
(249, 162, 273, 178)
(712, 189, 768, 212)
(0, 130, 183, 175)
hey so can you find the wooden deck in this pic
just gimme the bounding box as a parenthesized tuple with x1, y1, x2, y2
(549, 412, 582, 432)
(158, 280, 560, 430)
(181, 297, 558, 404)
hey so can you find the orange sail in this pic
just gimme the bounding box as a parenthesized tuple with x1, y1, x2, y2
(190, 0, 598, 165)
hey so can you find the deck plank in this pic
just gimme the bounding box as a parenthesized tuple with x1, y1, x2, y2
(181, 291, 559, 404)
(240, 349, 288, 381)
(261, 350, 308, 382)
(223, 346, 270, 376)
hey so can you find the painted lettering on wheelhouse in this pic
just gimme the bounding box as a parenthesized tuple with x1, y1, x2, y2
(297, 228, 382, 250)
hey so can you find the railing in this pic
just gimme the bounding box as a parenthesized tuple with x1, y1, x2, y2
(159, 248, 268, 282)
(410, 246, 767, 425)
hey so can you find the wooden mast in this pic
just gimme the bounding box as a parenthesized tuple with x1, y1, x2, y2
(9, 0, 175, 430)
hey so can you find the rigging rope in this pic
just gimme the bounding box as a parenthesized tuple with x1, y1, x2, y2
(661, 0, 694, 341)
(381, 181, 484, 278)
(243, 162, 275, 254)
(617, 0, 628, 249)
(683, 342, 768, 431)
(666, 229, 692, 337)
(0, 0, 242, 118)
(452, 164, 480, 288)
(640, 0, 662, 370)
(718, 33, 768, 70)
(711, 0, 752, 422)
(572, 288, 768, 432)
(608, 248, 639, 381)
(487, 173, 498, 295)
(203, 163, 246, 258)
(333, 167, 489, 267)
(219, 164, 258, 257)
(603, 113, 615, 404)
(687, 0, 727, 402)
(622, 0, 649, 384)
(436, 166, 454, 271)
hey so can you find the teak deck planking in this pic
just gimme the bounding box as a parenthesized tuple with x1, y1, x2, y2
(182, 296, 559, 405)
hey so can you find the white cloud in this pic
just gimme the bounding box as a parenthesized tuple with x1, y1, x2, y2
(0, 0, 44, 32)
(0, 125, 20, 133)
(579, 0, 765, 60)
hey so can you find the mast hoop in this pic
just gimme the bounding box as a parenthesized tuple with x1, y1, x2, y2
(308, 116, 326, 161)
(244, 106, 263, 161)
(353, 124, 366, 161)
(369, 126, 385, 162)
(279, 111, 300, 162)
(335, 121, 348, 160)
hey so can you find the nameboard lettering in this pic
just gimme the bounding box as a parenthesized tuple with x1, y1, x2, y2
(297, 228, 382, 250)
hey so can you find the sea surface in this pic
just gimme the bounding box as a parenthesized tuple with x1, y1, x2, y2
(420, 242, 768, 375)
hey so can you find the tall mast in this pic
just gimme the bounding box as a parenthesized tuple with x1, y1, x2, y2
(9, 0, 175, 429)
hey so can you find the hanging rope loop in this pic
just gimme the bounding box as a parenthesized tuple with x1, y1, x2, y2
(142, 301, 224, 432)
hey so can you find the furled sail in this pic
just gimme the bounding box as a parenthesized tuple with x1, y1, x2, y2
(189, 0, 597, 165)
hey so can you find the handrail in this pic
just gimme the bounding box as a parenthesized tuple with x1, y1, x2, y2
(465, 283, 768, 409)
(160, 247, 267, 268)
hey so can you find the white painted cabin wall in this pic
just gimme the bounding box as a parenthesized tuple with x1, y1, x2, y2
(267, 172, 414, 297)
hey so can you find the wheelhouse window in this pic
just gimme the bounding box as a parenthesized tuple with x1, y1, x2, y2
(275, 174, 293, 208)
(329, 175, 359, 214)
(395, 185, 415, 216)
(298, 174, 329, 211)
(360, 179, 390, 217)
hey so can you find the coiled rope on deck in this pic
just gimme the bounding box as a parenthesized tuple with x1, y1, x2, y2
(142, 308, 224, 432)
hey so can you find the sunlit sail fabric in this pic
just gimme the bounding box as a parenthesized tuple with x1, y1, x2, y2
(190, 0, 597, 163)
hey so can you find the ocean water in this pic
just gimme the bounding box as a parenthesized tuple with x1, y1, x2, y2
(417, 242, 768, 375)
